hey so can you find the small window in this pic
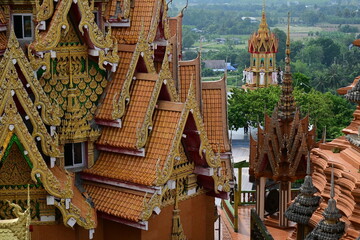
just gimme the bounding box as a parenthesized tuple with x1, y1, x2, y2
(12, 14, 33, 39)
(64, 142, 86, 168)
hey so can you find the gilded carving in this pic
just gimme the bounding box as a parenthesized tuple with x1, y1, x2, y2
(0, 100, 73, 199)
(54, 198, 96, 229)
(0, 200, 31, 240)
(1, 29, 61, 127)
(31, 0, 72, 52)
(35, 0, 54, 22)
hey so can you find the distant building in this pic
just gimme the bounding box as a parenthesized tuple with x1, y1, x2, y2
(203, 60, 236, 72)
(242, 5, 280, 89)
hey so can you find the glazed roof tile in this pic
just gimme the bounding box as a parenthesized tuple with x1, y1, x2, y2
(86, 108, 182, 185)
(106, 0, 118, 19)
(179, 63, 195, 102)
(70, 186, 97, 227)
(112, 0, 157, 44)
(202, 80, 230, 153)
(96, 50, 134, 120)
(97, 76, 157, 149)
(84, 184, 146, 222)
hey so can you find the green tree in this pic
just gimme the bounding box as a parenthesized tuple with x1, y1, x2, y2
(272, 28, 287, 63)
(228, 86, 355, 139)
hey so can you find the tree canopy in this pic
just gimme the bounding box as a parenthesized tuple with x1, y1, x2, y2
(228, 85, 355, 139)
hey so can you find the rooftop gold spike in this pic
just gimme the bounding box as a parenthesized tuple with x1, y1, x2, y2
(278, 12, 296, 120)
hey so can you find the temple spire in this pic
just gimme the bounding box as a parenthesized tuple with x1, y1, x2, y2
(278, 12, 296, 120)
(258, 0, 269, 36)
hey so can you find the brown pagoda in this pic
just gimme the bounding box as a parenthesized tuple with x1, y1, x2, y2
(249, 14, 316, 227)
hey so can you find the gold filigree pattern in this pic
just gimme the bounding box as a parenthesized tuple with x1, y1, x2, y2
(35, 0, 54, 22)
(54, 198, 96, 229)
(0, 143, 32, 186)
(31, 0, 72, 52)
(77, 0, 115, 49)
(159, 45, 179, 101)
(0, 64, 59, 157)
(1, 29, 61, 126)
(0, 201, 31, 240)
(0, 99, 73, 199)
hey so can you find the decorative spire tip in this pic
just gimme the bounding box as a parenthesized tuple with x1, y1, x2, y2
(330, 164, 334, 199)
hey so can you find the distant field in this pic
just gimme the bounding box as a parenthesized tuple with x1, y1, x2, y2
(190, 23, 346, 53)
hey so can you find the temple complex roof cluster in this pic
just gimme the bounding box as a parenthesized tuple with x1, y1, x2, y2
(0, 0, 233, 239)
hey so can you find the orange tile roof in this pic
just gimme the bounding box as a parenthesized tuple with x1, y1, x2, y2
(86, 108, 182, 185)
(202, 87, 230, 153)
(96, 50, 134, 120)
(179, 64, 195, 102)
(97, 76, 157, 149)
(71, 186, 97, 227)
(84, 184, 146, 222)
(112, 0, 158, 44)
(105, 0, 118, 19)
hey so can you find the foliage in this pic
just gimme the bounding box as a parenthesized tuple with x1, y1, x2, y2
(272, 28, 286, 63)
(228, 85, 355, 139)
(339, 24, 359, 33)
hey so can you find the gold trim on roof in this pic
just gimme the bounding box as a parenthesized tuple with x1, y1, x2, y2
(30, 0, 119, 69)
(54, 198, 96, 229)
(0, 99, 73, 199)
(135, 48, 178, 149)
(31, 0, 72, 52)
(35, 0, 54, 22)
(139, 190, 163, 221)
(1, 29, 61, 126)
(0, 200, 31, 240)
(112, 27, 155, 119)
(77, 0, 116, 49)
(147, 0, 162, 43)
(159, 43, 179, 101)
(0, 63, 59, 157)
(155, 80, 223, 187)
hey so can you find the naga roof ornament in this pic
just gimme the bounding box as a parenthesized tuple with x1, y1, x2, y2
(30, 0, 119, 72)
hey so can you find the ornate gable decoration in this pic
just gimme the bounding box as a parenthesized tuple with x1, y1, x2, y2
(156, 80, 229, 193)
(248, 6, 278, 54)
(112, 26, 156, 120)
(30, 0, 119, 72)
(0, 194, 31, 240)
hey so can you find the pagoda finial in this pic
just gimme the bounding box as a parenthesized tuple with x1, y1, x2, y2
(278, 12, 296, 119)
(330, 164, 335, 199)
(306, 151, 311, 175)
(262, 0, 266, 13)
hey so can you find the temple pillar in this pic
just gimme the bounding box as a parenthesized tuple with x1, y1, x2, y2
(279, 181, 291, 227)
(256, 177, 266, 220)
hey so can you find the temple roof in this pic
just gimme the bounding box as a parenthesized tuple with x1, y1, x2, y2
(202, 77, 231, 153)
(86, 107, 182, 186)
(0, 29, 96, 230)
(248, 4, 278, 54)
